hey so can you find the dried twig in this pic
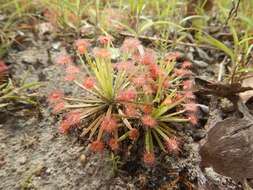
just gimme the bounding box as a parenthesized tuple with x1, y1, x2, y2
(225, 0, 241, 25)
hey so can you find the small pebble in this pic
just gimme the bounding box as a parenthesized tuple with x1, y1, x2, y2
(52, 42, 61, 50)
(79, 154, 86, 165)
(19, 156, 27, 165)
(34, 163, 46, 176)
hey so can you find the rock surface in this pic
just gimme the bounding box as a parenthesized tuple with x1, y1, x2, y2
(200, 116, 253, 188)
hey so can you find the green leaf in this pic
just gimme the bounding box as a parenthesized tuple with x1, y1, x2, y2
(152, 130, 166, 152)
(180, 15, 207, 25)
(153, 97, 185, 118)
(246, 44, 253, 59)
(238, 67, 253, 73)
(197, 33, 235, 63)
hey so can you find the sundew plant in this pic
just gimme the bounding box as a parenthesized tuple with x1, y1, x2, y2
(48, 36, 198, 165)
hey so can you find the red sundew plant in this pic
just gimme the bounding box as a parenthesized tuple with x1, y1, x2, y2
(74, 39, 91, 55)
(49, 37, 198, 166)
